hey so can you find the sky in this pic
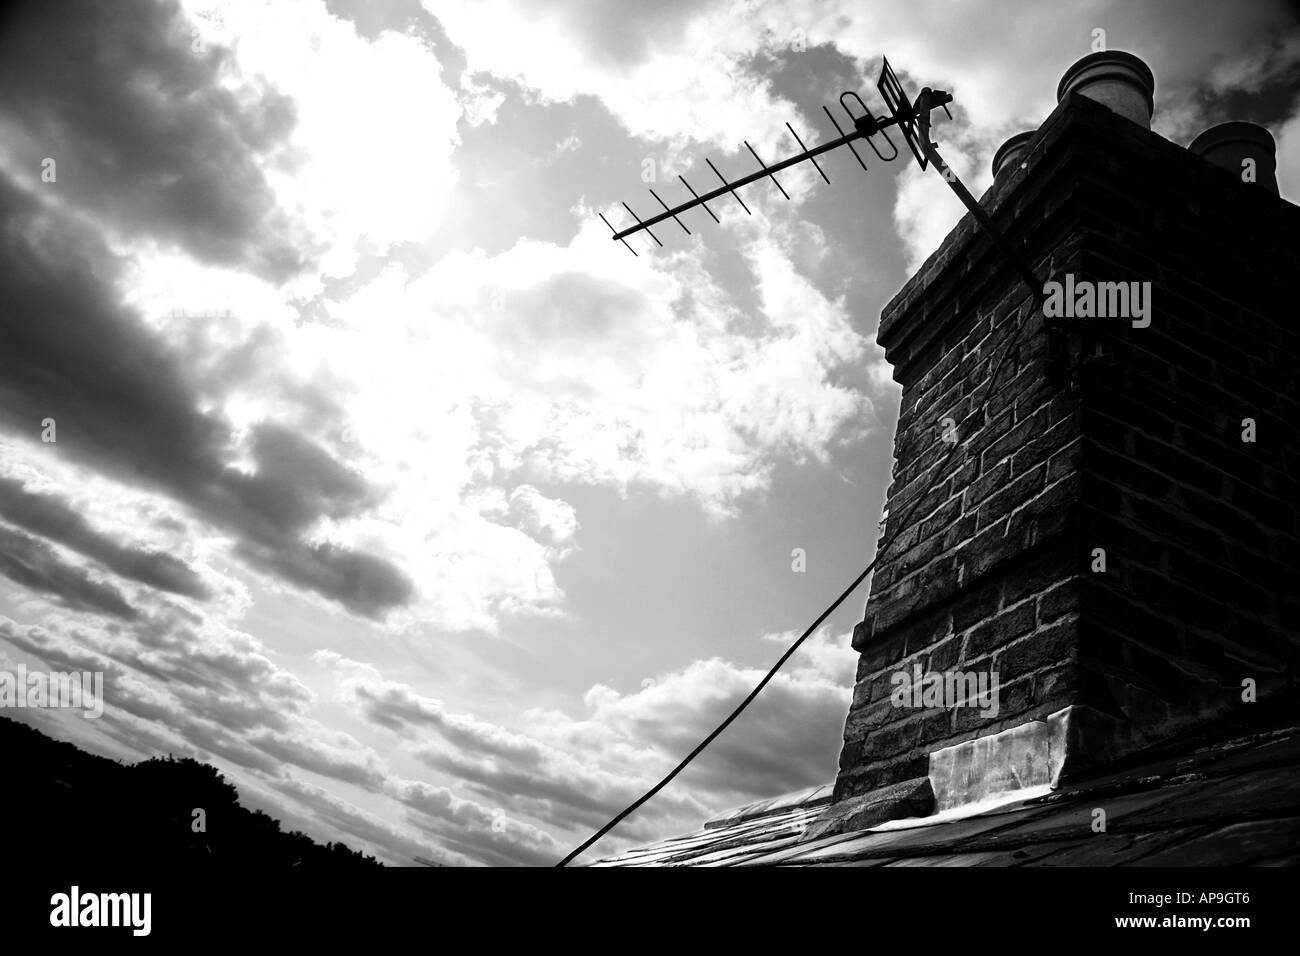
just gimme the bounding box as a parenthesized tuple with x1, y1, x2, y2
(0, 0, 1297, 867)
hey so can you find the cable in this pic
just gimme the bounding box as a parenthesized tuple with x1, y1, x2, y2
(557, 239, 1051, 869)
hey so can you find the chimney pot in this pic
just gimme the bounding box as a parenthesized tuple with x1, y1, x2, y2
(1056, 50, 1155, 129)
(991, 130, 1036, 178)
(1188, 121, 1279, 195)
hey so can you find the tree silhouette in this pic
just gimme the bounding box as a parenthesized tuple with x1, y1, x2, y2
(3, 716, 382, 868)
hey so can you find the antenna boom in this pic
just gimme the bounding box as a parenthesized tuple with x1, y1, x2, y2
(602, 57, 946, 247)
(609, 98, 923, 243)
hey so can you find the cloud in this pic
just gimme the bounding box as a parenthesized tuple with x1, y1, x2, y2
(0, 177, 413, 619)
(0, 612, 399, 799)
(261, 775, 464, 866)
(0, 527, 138, 620)
(0, 616, 292, 776)
(429, 0, 816, 150)
(504, 486, 579, 546)
(0, 476, 209, 600)
(248, 724, 388, 790)
(892, 137, 981, 273)
(316, 650, 709, 843)
(390, 777, 563, 867)
(1, 612, 313, 722)
(389, 217, 874, 516)
(580, 629, 856, 801)
(0, 0, 304, 281)
(185, 0, 465, 283)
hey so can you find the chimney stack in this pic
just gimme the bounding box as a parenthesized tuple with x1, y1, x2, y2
(821, 52, 1299, 835)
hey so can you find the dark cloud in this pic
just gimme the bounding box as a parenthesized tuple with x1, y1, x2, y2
(248, 730, 386, 790)
(0, 0, 306, 281)
(0, 476, 209, 599)
(602, 668, 849, 804)
(0, 616, 314, 778)
(267, 776, 457, 866)
(413, 745, 652, 835)
(230, 424, 375, 536)
(338, 670, 704, 837)
(392, 779, 562, 867)
(171, 685, 296, 735)
(0, 178, 413, 617)
(333, 644, 850, 842)
(239, 540, 415, 619)
(0, 525, 138, 619)
(0, 618, 116, 674)
(96, 687, 285, 777)
(350, 681, 448, 732)
(264, 773, 558, 869)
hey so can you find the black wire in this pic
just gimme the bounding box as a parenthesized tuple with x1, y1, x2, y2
(555, 274, 1049, 868)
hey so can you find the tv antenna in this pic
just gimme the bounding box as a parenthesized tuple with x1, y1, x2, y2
(600, 57, 1043, 312)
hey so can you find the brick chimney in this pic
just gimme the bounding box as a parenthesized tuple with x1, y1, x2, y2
(824, 53, 1300, 829)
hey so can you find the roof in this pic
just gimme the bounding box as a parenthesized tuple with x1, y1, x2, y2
(592, 719, 1300, 866)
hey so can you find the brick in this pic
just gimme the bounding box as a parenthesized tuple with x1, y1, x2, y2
(856, 625, 905, 669)
(979, 405, 1051, 470)
(963, 516, 1017, 580)
(1123, 640, 1208, 698)
(1002, 544, 1076, 605)
(941, 511, 979, 551)
(1087, 446, 1175, 500)
(1006, 472, 1083, 545)
(1011, 415, 1080, 477)
(996, 619, 1078, 678)
(1082, 588, 1180, 646)
(1037, 578, 1082, 623)
(951, 583, 1002, 632)
(900, 606, 953, 655)
(894, 532, 947, 578)
(920, 495, 964, 540)
(927, 637, 962, 673)
(1166, 548, 1270, 615)
(1226, 482, 1296, 534)
(965, 459, 1011, 509)
(962, 407, 1015, 461)
(1032, 665, 1075, 707)
(963, 600, 1038, 661)
(1127, 567, 1234, 631)
(867, 719, 915, 758)
(977, 462, 1046, 530)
